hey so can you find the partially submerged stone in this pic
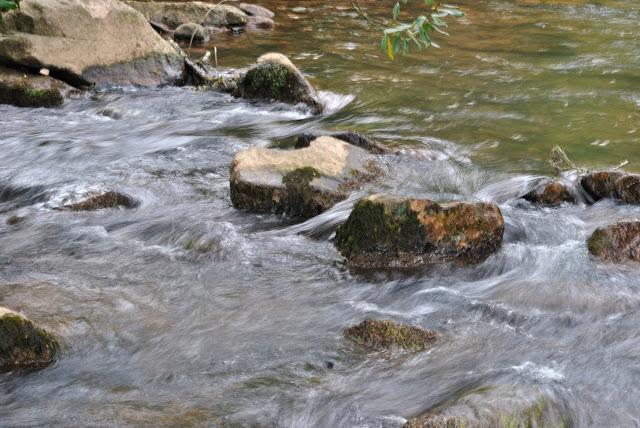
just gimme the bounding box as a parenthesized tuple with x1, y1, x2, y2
(63, 191, 137, 211)
(126, 1, 248, 29)
(239, 3, 275, 18)
(0, 306, 59, 372)
(522, 179, 576, 207)
(344, 319, 437, 351)
(236, 53, 323, 114)
(587, 222, 640, 263)
(229, 136, 380, 219)
(295, 132, 389, 155)
(0, 0, 183, 88)
(174, 22, 209, 44)
(580, 171, 640, 204)
(0, 66, 77, 108)
(247, 16, 275, 30)
(335, 195, 504, 268)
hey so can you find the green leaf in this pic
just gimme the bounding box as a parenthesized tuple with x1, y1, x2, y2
(384, 23, 413, 34)
(392, 2, 400, 19)
(0, 0, 18, 12)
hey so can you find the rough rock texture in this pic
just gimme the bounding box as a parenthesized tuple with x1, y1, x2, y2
(403, 386, 570, 428)
(296, 132, 389, 154)
(0, 306, 58, 372)
(239, 3, 275, 18)
(247, 16, 275, 29)
(0, 0, 184, 88)
(63, 191, 137, 211)
(230, 136, 380, 219)
(587, 222, 640, 263)
(522, 179, 576, 207)
(236, 53, 323, 114)
(126, 1, 248, 28)
(174, 22, 208, 43)
(335, 195, 504, 268)
(344, 319, 437, 351)
(0, 66, 77, 108)
(580, 171, 640, 204)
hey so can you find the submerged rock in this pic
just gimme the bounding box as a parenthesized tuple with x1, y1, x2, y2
(229, 136, 380, 219)
(0, 66, 77, 108)
(403, 386, 570, 428)
(295, 132, 389, 155)
(334, 195, 504, 268)
(247, 16, 275, 30)
(522, 179, 576, 207)
(344, 319, 437, 351)
(63, 191, 137, 211)
(174, 22, 209, 44)
(0, 0, 183, 88)
(126, 1, 248, 29)
(239, 3, 275, 18)
(587, 222, 640, 263)
(236, 53, 323, 114)
(580, 171, 640, 204)
(0, 307, 59, 372)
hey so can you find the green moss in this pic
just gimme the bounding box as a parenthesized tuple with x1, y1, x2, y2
(282, 167, 320, 186)
(344, 318, 437, 351)
(0, 82, 63, 108)
(243, 63, 292, 101)
(0, 315, 59, 371)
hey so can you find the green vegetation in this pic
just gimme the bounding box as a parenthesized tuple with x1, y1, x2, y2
(344, 318, 437, 351)
(0, 0, 19, 22)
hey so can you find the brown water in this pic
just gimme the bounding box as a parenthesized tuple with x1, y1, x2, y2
(0, 0, 639, 426)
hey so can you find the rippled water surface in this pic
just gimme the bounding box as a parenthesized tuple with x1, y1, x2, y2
(1, 0, 639, 426)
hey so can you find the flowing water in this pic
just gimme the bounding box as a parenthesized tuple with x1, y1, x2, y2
(1, 0, 639, 426)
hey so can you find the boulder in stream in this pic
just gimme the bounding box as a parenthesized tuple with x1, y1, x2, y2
(522, 179, 577, 207)
(229, 136, 381, 219)
(126, 1, 248, 29)
(344, 319, 437, 351)
(295, 132, 389, 155)
(239, 3, 275, 19)
(0, 0, 184, 88)
(0, 306, 59, 372)
(580, 171, 640, 204)
(236, 53, 323, 114)
(63, 191, 138, 211)
(587, 222, 640, 263)
(0, 66, 77, 108)
(334, 195, 504, 268)
(174, 22, 209, 44)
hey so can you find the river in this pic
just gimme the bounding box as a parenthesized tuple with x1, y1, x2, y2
(0, 0, 639, 426)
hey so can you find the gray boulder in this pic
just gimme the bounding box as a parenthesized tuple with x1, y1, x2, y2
(126, 1, 248, 29)
(239, 3, 275, 18)
(174, 22, 209, 44)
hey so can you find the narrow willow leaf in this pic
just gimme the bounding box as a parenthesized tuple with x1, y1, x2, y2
(392, 2, 400, 19)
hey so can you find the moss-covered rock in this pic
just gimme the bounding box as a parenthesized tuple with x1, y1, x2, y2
(126, 1, 248, 29)
(236, 53, 323, 114)
(335, 195, 504, 268)
(0, 66, 74, 108)
(522, 179, 577, 207)
(0, 307, 59, 372)
(230, 136, 380, 219)
(174, 22, 208, 44)
(580, 171, 640, 204)
(587, 221, 640, 263)
(344, 319, 437, 351)
(63, 191, 137, 211)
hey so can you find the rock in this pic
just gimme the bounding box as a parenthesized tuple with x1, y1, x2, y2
(63, 191, 137, 211)
(0, 0, 183, 88)
(521, 179, 576, 207)
(344, 319, 437, 351)
(0, 66, 77, 108)
(174, 22, 209, 44)
(295, 132, 389, 154)
(239, 3, 275, 18)
(0, 306, 59, 372)
(580, 171, 640, 204)
(247, 16, 275, 30)
(126, 1, 248, 29)
(587, 222, 640, 263)
(236, 53, 323, 114)
(229, 136, 380, 219)
(334, 195, 504, 268)
(403, 386, 570, 428)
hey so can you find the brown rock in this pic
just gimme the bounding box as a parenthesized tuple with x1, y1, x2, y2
(247, 16, 275, 29)
(0, 66, 77, 108)
(580, 171, 640, 204)
(344, 319, 437, 351)
(522, 179, 576, 207)
(587, 222, 640, 263)
(63, 191, 137, 211)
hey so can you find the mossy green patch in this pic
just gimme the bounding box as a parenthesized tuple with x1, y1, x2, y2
(0, 314, 59, 371)
(243, 63, 292, 101)
(282, 167, 320, 186)
(0, 82, 63, 108)
(344, 318, 437, 351)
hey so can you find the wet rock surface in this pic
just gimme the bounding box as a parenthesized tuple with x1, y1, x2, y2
(522, 179, 577, 207)
(239, 3, 275, 19)
(63, 191, 137, 211)
(295, 132, 389, 154)
(580, 171, 640, 204)
(229, 136, 381, 219)
(174, 22, 209, 44)
(334, 195, 504, 268)
(344, 319, 437, 351)
(0, 66, 77, 108)
(0, 307, 59, 372)
(126, 1, 248, 29)
(236, 52, 323, 114)
(587, 221, 640, 263)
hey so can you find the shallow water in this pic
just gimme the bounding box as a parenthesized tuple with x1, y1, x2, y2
(1, 0, 639, 426)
